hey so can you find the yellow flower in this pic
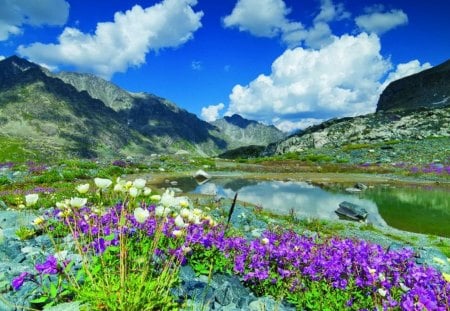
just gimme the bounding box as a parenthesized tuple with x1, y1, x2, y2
(32, 216, 45, 226)
(76, 183, 90, 194)
(173, 230, 183, 237)
(150, 194, 161, 201)
(25, 194, 39, 207)
(179, 200, 189, 208)
(261, 238, 270, 245)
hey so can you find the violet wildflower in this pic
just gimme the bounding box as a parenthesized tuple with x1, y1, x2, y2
(11, 272, 29, 290)
(35, 255, 59, 275)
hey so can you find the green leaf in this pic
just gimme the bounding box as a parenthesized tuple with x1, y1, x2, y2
(49, 282, 58, 298)
(31, 296, 49, 304)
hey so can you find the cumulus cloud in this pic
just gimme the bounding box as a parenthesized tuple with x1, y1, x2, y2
(355, 8, 408, 34)
(224, 0, 350, 48)
(380, 60, 431, 91)
(0, 55, 5, 61)
(227, 33, 390, 127)
(201, 103, 225, 122)
(0, 0, 69, 41)
(17, 0, 203, 79)
(274, 118, 324, 133)
(223, 0, 304, 47)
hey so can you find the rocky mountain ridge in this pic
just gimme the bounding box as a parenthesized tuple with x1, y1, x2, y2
(211, 114, 285, 149)
(0, 56, 281, 160)
(266, 58, 450, 157)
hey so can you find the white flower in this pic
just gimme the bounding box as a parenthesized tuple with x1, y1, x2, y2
(182, 245, 192, 254)
(76, 183, 90, 194)
(180, 208, 191, 219)
(32, 216, 45, 226)
(368, 268, 376, 275)
(155, 205, 170, 217)
(179, 200, 189, 208)
(25, 194, 39, 207)
(174, 215, 186, 228)
(94, 178, 112, 189)
(261, 238, 270, 245)
(114, 183, 126, 193)
(133, 178, 146, 189)
(70, 197, 88, 208)
(134, 207, 150, 224)
(377, 288, 387, 297)
(150, 194, 161, 201)
(129, 187, 139, 198)
(173, 230, 183, 237)
(142, 187, 151, 196)
(192, 208, 203, 216)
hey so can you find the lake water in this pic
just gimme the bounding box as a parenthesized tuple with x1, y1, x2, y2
(161, 177, 450, 237)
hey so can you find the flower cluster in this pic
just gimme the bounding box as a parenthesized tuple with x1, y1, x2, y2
(12, 178, 450, 310)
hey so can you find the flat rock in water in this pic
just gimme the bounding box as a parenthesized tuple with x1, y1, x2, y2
(335, 201, 368, 221)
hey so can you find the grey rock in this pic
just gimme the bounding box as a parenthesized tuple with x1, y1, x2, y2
(249, 297, 295, 311)
(335, 201, 368, 221)
(45, 301, 81, 311)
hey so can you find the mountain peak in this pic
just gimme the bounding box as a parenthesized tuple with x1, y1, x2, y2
(377, 58, 450, 112)
(223, 114, 256, 128)
(0, 55, 39, 72)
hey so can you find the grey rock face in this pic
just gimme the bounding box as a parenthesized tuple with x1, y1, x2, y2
(377, 59, 450, 112)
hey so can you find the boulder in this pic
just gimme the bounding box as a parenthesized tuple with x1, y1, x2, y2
(193, 170, 211, 185)
(335, 201, 368, 221)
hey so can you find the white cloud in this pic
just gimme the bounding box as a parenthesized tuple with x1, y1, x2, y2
(223, 0, 304, 47)
(224, 0, 350, 48)
(226, 33, 393, 131)
(0, 0, 69, 41)
(17, 0, 203, 79)
(201, 103, 225, 122)
(355, 9, 408, 35)
(380, 60, 432, 91)
(0, 55, 5, 61)
(274, 118, 324, 132)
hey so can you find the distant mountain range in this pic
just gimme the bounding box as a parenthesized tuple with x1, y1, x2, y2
(0, 56, 284, 160)
(265, 58, 450, 156)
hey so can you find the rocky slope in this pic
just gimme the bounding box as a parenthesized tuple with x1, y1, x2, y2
(0, 56, 282, 159)
(268, 107, 450, 155)
(266, 58, 450, 159)
(211, 114, 285, 150)
(377, 59, 450, 112)
(0, 56, 152, 159)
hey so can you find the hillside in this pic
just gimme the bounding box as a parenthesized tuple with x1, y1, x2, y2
(377, 59, 450, 112)
(211, 114, 285, 150)
(0, 56, 152, 160)
(264, 58, 450, 162)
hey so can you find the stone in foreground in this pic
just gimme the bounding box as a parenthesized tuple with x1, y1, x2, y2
(335, 201, 368, 221)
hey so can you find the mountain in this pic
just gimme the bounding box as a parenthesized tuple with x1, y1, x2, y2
(0, 56, 280, 160)
(377, 59, 450, 112)
(0, 56, 153, 159)
(54, 71, 226, 155)
(266, 59, 450, 157)
(211, 114, 285, 150)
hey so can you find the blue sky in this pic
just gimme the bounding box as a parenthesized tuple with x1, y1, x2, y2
(0, 0, 449, 132)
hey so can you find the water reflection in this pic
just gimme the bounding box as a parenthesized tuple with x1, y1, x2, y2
(169, 178, 387, 227)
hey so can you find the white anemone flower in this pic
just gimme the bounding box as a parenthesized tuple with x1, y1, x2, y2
(32, 216, 45, 226)
(133, 178, 146, 189)
(174, 215, 186, 228)
(70, 197, 88, 208)
(25, 194, 39, 207)
(94, 178, 112, 189)
(134, 207, 150, 224)
(150, 194, 161, 201)
(180, 208, 191, 219)
(143, 187, 152, 196)
(172, 230, 183, 237)
(155, 205, 171, 217)
(129, 187, 139, 198)
(76, 183, 90, 194)
(261, 238, 270, 245)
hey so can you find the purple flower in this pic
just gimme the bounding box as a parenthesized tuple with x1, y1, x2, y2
(11, 272, 29, 290)
(35, 255, 59, 275)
